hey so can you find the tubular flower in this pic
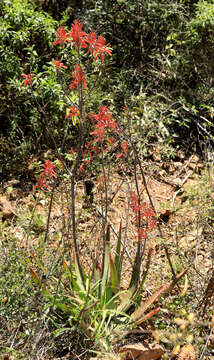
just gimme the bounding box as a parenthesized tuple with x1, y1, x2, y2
(65, 105, 79, 120)
(69, 65, 87, 90)
(34, 175, 50, 191)
(85, 32, 97, 54)
(129, 191, 157, 237)
(93, 36, 112, 62)
(21, 73, 33, 87)
(90, 127, 106, 142)
(53, 26, 71, 46)
(68, 20, 87, 48)
(41, 160, 57, 178)
(52, 60, 68, 70)
(95, 106, 117, 130)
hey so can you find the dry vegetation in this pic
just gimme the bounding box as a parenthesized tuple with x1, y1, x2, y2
(0, 151, 213, 360)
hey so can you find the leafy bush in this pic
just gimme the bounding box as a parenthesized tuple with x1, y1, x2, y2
(0, 0, 60, 175)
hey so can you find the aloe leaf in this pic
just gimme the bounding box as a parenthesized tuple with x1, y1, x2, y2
(167, 268, 188, 291)
(100, 224, 111, 300)
(131, 307, 160, 327)
(130, 284, 167, 322)
(132, 247, 153, 303)
(115, 221, 122, 281)
(129, 239, 141, 289)
(109, 252, 119, 294)
(54, 301, 72, 314)
(117, 286, 136, 313)
(30, 250, 47, 273)
(58, 249, 72, 281)
(29, 266, 41, 286)
(131, 268, 188, 323)
(73, 250, 86, 291)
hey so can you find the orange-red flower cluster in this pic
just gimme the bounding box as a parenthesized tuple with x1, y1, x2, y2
(68, 20, 87, 48)
(34, 160, 57, 191)
(90, 106, 117, 142)
(69, 65, 87, 90)
(129, 191, 157, 240)
(52, 60, 68, 70)
(21, 73, 33, 87)
(53, 20, 112, 63)
(53, 26, 71, 46)
(65, 105, 79, 120)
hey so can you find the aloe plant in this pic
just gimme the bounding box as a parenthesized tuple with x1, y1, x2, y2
(30, 222, 188, 346)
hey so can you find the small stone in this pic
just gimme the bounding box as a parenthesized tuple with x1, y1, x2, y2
(0, 197, 17, 220)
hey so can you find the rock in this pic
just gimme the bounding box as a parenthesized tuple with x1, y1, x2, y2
(177, 150, 185, 160)
(119, 342, 165, 360)
(0, 197, 17, 220)
(6, 179, 20, 187)
(178, 345, 196, 360)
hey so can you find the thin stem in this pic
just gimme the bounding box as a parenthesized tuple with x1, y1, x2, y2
(132, 144, 176, 278)
(69, 45, 85, 285)
(44, 180, 56, 243)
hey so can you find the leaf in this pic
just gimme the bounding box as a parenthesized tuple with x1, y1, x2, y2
(131, 268, 188, 323)
(72, 115, 78, 126)
(109, 252, 119, 294)
(129, 238, 141, 290)
(29, 266, 41, 286)
(131, 307, 160, 327)
(66, 107, 70, 118)
(54, 301, 72, 314)
(133, 247, 153, 303)
(166, 268, 189, 291)
(100, 224, 111, 300)
(30, 250, 47, 273)
(130, 284, 167, 322)
(58, 249, 72, 280)
(117, 286, 136, 313)
(73, 250, 86, 291)
(115, 221, 122, 282)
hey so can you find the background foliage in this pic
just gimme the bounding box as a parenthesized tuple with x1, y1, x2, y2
(1, 0, 214, 177)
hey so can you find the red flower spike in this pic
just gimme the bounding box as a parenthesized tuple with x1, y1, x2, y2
(95, 106, 117, 130)
(65, 105, 79, 120)
(34, 175, 50, 191)
(128, 191, 157, 238)
(52, 60, 68, 70)
(21, 73, 33, 87)
(69, 65, 87, 90)
(85, 32, 97, 54)
(106, 137, 115, 146)
(68, 20, 87, 49)
(53, 26, 71, 47)
(93, 36, 112, 62)
(41, 160, 57, 178)
(90, 127, 106, 142)
(136, 228, 147, 241)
